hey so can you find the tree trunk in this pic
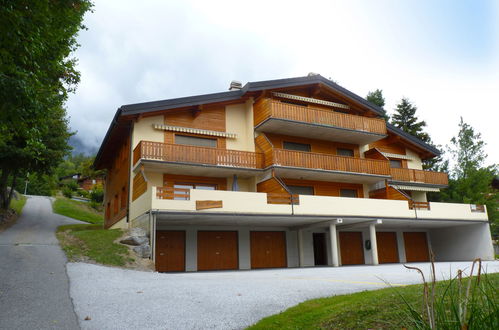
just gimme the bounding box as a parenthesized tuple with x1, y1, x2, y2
(0, 168, 11, 210)
(7, 172, 18, 209)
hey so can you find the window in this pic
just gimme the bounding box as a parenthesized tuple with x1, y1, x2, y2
(175, 135, 217, 148)
(340, 189, 358, 198)
(288, 185, 314, 195)
(337, 148, 354, 157)
(173, 183, 217, 200)
(283, 141, 311, 152)
(390, 159, 402, 168)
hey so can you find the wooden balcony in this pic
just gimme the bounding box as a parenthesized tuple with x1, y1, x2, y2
(390, 168, 448, 186)
(133, 141, 264, 169)
(254, 99, 387, 144)
(271, 149, 391, 180)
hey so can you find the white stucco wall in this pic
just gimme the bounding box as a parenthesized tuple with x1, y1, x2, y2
(132, 115, 165, 149)
(411, 191, 428, 202)
(109, 216, 128, 229)
(429, 223, 495, 261)
(225, 101, 255, 152)
(405, 148, 423, 170)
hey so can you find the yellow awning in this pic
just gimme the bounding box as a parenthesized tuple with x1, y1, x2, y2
(381, 152, 414, 160)
(153, 124, 237, 139)
(391, 184, 440, 192)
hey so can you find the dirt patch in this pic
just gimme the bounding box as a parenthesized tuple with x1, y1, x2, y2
(0, 209, 19, 233)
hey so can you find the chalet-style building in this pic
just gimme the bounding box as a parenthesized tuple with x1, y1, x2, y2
(94, 74, 494, 272)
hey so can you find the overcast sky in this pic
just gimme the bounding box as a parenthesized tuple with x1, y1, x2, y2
(67, 0, 499, 165)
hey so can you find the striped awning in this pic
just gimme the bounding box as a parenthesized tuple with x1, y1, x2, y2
(153, 124, 237, 139)
(381, 152, 414, 160)
(391, 184, 440, 192)
(272, 92, 350, 110)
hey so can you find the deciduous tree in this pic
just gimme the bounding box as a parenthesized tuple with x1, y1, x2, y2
(0, 0, 92, 209)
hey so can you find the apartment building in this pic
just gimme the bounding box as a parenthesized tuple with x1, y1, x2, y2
(94, 74, 494, 272)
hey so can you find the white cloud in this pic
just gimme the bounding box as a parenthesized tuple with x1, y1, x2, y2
(67, 0, 499, 165)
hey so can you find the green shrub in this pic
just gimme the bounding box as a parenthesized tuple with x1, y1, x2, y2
(78, 189, 90, 198)
(66, 180, 79, 191)
(62, 186, 73, 198)
(90, 185, 104, 203)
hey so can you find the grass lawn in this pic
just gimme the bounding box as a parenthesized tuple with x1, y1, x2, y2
(56, 224, 133, 266)
(248, 272, 499, 329)
(10, 195, 27, 215)
(53, 197, 103, 224)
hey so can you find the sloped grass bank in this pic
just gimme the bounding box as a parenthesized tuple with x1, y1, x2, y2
(248, 272, 499, 329)
(53, 197, 103, 224)
(56, 224, 132, 266)
(10, 195, 27, 215)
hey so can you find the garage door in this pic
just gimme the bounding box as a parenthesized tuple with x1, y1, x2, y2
(376, 232, 399, 263)
(339, 232, 364, 265)
(403, 232, 430, 262)
(250, 231, 287, 269)
(197, 231, 238, 271)
(156, 231, 185, 272)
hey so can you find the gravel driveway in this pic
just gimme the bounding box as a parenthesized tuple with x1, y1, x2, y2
(68, 261, 499, 329)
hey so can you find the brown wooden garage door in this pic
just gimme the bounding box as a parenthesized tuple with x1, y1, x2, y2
(197, 231, 238, 271)
(376, 232, 399, 263)
(250, 231, 287, 269)
(156, 231, 185, 272)
(403, 232, 430, 262)
(339, 232, 364, 265)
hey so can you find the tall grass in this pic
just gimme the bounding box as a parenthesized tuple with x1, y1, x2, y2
(401, 255, 498, 329)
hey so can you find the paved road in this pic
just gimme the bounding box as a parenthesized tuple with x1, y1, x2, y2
(0, 196, 84, 330)
(68, 260, 499, 330)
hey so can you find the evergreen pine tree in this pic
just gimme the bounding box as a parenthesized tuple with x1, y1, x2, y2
(366, 89, 389, 121)
(390, 98, 431, 143)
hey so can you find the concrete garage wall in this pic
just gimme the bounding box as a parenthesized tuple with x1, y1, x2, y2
(155, 225, 300, 271)
(429, 223, 495, 261)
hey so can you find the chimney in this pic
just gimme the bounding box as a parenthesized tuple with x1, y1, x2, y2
(229, 80, 242, 90)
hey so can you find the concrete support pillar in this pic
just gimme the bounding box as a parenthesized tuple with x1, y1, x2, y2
(185, 229, 197, 271)
(329, 224, 339, 267)
(369, 223, 379, 265)
(298, 229, 305, 267)
(238, 229, 251, 270)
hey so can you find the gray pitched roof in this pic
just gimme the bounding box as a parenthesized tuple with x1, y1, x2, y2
(387, 123, 440, 155)
(119, 74, 385, 116)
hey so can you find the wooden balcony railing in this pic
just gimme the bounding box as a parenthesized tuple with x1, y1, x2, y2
(409, 201, 430, 210)
(272, 149, 391, 176)
(266, 193, 300, 205)
(255, 99, 387, 135)
(390, 168, 448, 185)
(156, 186, 191, 200)
(134, 141, 264, 169)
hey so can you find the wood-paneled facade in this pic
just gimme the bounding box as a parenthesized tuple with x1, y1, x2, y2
(93, 75, 469, 272)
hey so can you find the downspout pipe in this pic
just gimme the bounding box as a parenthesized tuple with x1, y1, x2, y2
(274, 175, 294, 215)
